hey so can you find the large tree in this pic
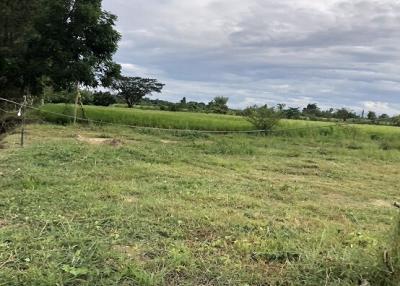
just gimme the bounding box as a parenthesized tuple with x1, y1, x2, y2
(32, 0, 121, 91)
(0, 0, 42, 101)
(1, 0, 121, 112)
(113, 76, 165, 108)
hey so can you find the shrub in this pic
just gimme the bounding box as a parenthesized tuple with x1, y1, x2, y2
(92, 91, 116, 106)
(208, 96, 229, 114)
(392, 116, 400, 127)
(244, 105, 281, 132)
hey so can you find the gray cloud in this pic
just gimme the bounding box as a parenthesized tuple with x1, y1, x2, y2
(103, 0, 400, 115)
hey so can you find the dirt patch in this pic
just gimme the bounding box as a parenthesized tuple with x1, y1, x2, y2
(113, 245, 140, 257)
(322, 192, 355, 207)
(161, 140, 179, 144)
(77, 135, 123, 147)
(112, 244, 149, 263)
(0, 219, 8, 228)
(123, 196, 138, 204)
(370, 199, 392, 208)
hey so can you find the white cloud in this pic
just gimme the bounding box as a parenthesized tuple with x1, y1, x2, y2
(103, 0, 400, 115)
(362, 101, 400, 115)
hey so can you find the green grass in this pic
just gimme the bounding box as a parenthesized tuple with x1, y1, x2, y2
(38, 104, 254, 131)
(37, 104, 400, 138)
(0, 122, 400, 285)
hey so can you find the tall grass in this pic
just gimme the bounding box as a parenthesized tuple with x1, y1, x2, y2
(38, 104, 254, 131)
(37, 104, 400, 141)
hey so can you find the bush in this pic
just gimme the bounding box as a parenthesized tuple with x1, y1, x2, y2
(208, 96, 229, 114)
(244, 105, 281, 132)
(44, 87, 94, 105)
(92, 92, 116, 106)
(392, 116, 400, 127)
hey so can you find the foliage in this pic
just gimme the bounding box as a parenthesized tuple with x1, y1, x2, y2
(208, 96, 229, 114)
(302, 103, 321, 118)
(283, 107, 302, 119)
(0, 0, 42, 100)
(336, 108, 355, 121)
(44, 87, 93, 105)
(32, 0, 121, 90)
(1, 0, 121, 106)
(368, 111, 377, 121)
(392, 116, 400, 127)
(245, 105, 281, 131)
(92, 91, 116, 106)
(112, 76, 164, 108)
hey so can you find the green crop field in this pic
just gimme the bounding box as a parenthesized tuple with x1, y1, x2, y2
(1, 109, 400, 285)
(38, 104, 254, 131)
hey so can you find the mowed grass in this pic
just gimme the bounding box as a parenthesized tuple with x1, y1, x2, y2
(0, 122, 400, 285)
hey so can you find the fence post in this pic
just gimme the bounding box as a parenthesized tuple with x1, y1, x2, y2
(20, 95, 27, 147)
(73, 82, 80, 125)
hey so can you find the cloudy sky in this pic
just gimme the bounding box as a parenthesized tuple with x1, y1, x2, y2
(103, 0, 400, 115)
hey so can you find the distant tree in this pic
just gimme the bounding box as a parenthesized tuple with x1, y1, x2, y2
(177, 97, 187, 111)
(392, 115, 400, 127)
(93, 91, 116, 106)
(283, 107, 301, 119)
(367, 111, 377, 121)
(187, 101, 206, 112)
(112, 76, 164, 108)
(321, 108, 335, 118)
(379, 114, 390, 120)
(245, 105, 281, 133)
(208, 96, 229, 114)
(277, 103, 286, 111)
(302, 103, 320, 118)
(80, 89, 94, 105)
(335, 108, 352, 121)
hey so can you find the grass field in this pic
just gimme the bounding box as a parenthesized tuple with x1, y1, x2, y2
(37, 104, 400, 137)
(38, 104, 254, 131)
(0, 120, 400, 285)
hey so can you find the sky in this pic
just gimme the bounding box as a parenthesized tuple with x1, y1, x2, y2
(102, 0, 400, 115)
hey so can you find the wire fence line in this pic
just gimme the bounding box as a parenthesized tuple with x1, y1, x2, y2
(0, 96, 347, 135)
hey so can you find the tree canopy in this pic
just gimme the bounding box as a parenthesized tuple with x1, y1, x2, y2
(0, 0, 42, 99)
(208, 96, 229, 114)
(112, 76, 165, 108)
(0, 0, 121, 103)
(32, 0, 121, 90)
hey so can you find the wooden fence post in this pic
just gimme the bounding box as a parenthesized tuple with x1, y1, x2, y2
(73, 82, 80, 125)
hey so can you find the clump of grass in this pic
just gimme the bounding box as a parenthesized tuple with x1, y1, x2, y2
(379, 140, 400, 151)
(388, 211, 400, 283)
